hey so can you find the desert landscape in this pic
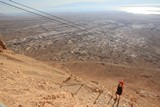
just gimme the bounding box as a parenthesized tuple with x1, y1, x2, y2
(0, 11, 160, 107)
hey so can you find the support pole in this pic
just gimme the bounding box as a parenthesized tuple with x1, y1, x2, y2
(93, 90, 103, 104)
(74, 84, 83, 95)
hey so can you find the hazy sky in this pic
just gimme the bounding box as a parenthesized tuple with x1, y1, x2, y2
(0, 0, 160, 14)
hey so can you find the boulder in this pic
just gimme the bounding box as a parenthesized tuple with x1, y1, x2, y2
(0, 39, 7, 50)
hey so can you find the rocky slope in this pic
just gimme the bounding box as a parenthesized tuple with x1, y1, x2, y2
(0, 40, 131, 107)
(0, 39, 159, 107)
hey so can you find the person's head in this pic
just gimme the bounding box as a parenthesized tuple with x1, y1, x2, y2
(119, 80, 124, 86)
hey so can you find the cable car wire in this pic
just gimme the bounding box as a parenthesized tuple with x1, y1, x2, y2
(0, 1, 82, 30)
(9, 0, 84, 29)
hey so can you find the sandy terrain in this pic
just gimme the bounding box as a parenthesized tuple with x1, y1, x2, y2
(60, 61, 160, 107)
(0, 43, 122, 107)
(0, 39, 159, 107)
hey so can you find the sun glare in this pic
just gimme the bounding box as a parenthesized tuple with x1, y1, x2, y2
(118, 7, 160, 15)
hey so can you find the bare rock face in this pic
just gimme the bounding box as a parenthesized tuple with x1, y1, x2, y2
(0, 39, 7, 52)
(0, 46, 3, 52)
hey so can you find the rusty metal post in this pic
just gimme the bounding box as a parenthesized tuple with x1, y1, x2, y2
(74, 84, 83, 95)
(93, 90, 103, 104)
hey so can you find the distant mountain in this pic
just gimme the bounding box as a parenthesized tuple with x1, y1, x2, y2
(0, 13, 15, 20)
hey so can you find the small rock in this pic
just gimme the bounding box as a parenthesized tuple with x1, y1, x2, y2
(94, 92, 97, 95)
(52, 95, 56, 99)
(0, 62, 3, 65)
(101, 62, 105, 65)
(18, 105, 23, 107)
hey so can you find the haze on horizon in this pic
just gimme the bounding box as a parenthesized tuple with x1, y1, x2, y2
(0, 0, 160, 15)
